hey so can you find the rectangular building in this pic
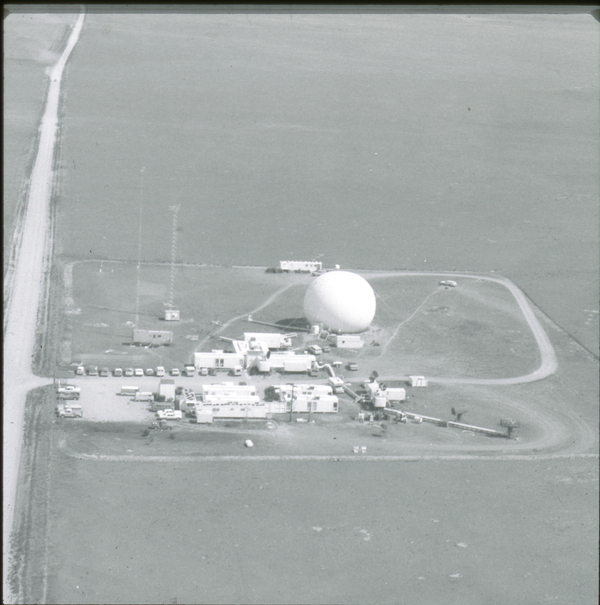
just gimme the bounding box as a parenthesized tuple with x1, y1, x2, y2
(194, 350, 244, 371)
(132, 329, 173, 345)
(332, 334, 364, 349)
(244, 332, 294, 350)
(279, 260, 322, 273)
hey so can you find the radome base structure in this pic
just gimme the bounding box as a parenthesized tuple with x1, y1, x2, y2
(303, 271, 376, 333)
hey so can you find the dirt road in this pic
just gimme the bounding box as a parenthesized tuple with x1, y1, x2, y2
(3, 9, 85, 602)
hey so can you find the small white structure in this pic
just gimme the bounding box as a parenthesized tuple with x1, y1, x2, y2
(363, 380, 406, 407)
(176, 388, 198, 413)
(201, 382, 259, 405)
(271, 383, 339, 414)
(195, 401, 267, 420)
(332, 334, 364, 349)
(194, 350, 245, 371)
(279, 260, 322, 273)
(158, 378, 176, 401)
(133, 329, 173, 345)
(164, 309, 180, 321)
(244, 332, 294, 350)
(251, 352, 317, 374)
(409, 375, 428, 387)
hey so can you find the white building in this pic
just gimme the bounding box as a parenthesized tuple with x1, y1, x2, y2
(271, 383, 339, 413)
(193, 350, 244, 371)
(409, 375, 428, 387)
(244, 332, 294, 350)
(363, 380, 406, 408)
(133, 329, 173, 345)
(331, 334, 364, 349)
(194, 401, 267, 421)
(201, 382, 259, 405)
(158, 378, 176, 401)
(279, 260, 322, 273)
(258, 352, 317, 374)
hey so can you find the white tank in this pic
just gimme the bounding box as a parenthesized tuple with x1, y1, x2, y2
(303, 271, 376, 333)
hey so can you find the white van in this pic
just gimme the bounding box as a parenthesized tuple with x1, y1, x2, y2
(120, 386, 139, 396)
(134, 391, 154, 402)
(155, 366, 166, 377)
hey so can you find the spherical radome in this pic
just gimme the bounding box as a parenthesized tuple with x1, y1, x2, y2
(303, 271, 376, 333)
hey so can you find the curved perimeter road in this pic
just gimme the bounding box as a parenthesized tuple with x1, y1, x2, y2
(367, 271, 558, 385)
(3, 9, 85, 601)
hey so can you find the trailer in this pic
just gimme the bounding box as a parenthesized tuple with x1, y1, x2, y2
(244, 332, 295, 350)
(193, 350, 244, 371)
(120, 385, 140, 396)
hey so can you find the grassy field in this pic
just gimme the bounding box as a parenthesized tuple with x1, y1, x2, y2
(3, 12, 76, 276)
(61, 261, 540, 381)
(5, 10, 599, 605)
(51, 12, 599, 353)
(44, 444, 598, 605)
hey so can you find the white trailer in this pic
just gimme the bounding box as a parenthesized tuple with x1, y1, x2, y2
(194, 350, 244, 371)
(244, 332, 294, 350)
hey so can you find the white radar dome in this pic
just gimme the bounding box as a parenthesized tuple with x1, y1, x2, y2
(303, 271, 376, 333)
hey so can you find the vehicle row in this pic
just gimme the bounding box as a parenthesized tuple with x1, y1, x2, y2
(75, 365, 212, 378)
(75, 360, 358, 376)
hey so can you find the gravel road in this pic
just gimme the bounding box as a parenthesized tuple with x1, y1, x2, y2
(2, 9, 85, 601)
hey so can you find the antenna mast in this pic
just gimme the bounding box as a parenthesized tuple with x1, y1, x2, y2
(134, 166, 145, 327)
(168, 204, 180, 309)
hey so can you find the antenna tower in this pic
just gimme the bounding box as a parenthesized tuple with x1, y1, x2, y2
(168, 204, 180, 308)
(134, 166, 145, 327)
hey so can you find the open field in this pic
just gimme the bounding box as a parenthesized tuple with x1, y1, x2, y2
(44, 428, 600, 605)
(4, 9, 599, 605)
(61, 261, 541, 380)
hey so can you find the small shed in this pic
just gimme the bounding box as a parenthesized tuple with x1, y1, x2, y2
(158, 378, 176, 401)
(409, 375, 428, 387)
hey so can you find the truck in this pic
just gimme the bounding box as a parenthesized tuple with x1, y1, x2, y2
(55, 403, 83, 418)
(155, 409, 183, 421)
(133, 391, 154, 402)
(120, 385, 139, 396)
(57, 385, 81, 400)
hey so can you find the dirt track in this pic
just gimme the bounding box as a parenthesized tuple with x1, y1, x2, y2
(2, 10, 85, 602)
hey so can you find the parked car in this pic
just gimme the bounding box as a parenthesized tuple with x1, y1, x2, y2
(170, 368, 180, 376)
(347, 362, 359, 371)
(113, 368, 123, 377)
(307, 345, 322, 355)
(145, 368, 154, 376)
(124, 368, 134, 377)
(75, 365, 85, 376)
(134, 368, 144, 377)
(100, 367, 110, 377)
(155, 409, 183, 420)
(155, 366, 166, 377)
(322, 345, 331, 353)
(439, 280, 457, 287)
(87, 366, 98, 376)
(198, 367, 208, 376)
(184, 365, 196, 377)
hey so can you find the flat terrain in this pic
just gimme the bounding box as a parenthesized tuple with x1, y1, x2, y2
(4, 9, 599, 605)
